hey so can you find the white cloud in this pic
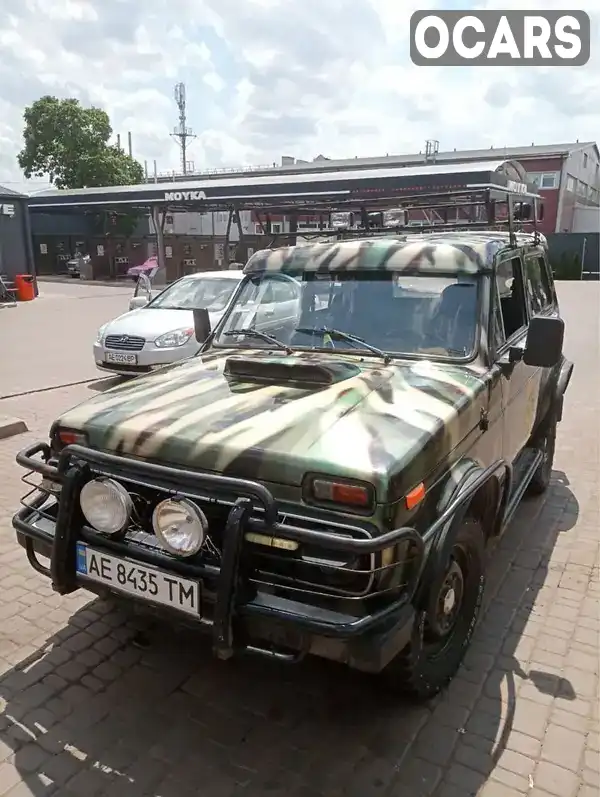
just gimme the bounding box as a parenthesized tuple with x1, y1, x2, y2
(0, 0, 598, 194)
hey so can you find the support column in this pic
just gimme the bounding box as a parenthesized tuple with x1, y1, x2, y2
(151, 205, 167, 283)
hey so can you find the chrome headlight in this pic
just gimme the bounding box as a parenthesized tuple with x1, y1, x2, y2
(80, 478, 132, 534)
(154, 328, 194, 348)
(95, 324, 108, 343)
(152, 498, 207, 557)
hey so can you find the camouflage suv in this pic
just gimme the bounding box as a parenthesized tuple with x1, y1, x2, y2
(14, 231, 573, 699)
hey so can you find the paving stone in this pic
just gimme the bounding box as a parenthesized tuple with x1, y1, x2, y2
(534, 761, 580, 797)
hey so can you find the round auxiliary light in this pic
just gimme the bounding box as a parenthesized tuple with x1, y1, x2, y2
(152, 498, 207, 558)
(80, 478, 132, 535)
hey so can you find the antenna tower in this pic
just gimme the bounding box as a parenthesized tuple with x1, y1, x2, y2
(171, 82, 196, 175)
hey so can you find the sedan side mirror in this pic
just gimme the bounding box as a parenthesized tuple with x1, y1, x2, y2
(524, 315, 564, 368)
(129, 296, 149, 311)
(193, 307, 211, 343)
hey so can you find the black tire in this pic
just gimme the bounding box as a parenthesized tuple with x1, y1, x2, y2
(527, 415, 557, 496)
(382, 518, 485, 701)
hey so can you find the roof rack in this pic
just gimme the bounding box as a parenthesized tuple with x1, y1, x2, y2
(254, 184, 544, 250)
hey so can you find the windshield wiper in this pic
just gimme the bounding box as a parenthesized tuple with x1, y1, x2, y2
(295, 327, 391, 363)
(223, 328, 293, 355)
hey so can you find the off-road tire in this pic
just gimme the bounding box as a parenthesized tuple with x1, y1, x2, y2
(382, 518, 485, 701)
(527, 414, 557, 496)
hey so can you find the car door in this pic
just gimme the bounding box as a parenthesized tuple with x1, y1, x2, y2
(493, 253, 543, 466)
(254, 276, 300, 333)
(270, 276, 301, 327)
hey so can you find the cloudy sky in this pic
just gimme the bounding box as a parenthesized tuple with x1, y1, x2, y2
(0, 0, 598, 194)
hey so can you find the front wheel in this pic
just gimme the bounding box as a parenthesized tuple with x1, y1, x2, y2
(382, 518, 485, 701)
(527, 415, 557, 496)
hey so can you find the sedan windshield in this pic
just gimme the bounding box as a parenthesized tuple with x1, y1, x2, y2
(149, 276, 238, 312)
(214, 271, 478, 359)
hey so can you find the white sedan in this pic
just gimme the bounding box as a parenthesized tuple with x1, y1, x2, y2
(94, 270, 244, 376)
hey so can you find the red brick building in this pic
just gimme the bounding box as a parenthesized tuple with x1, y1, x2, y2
(244, 142, 600, 236)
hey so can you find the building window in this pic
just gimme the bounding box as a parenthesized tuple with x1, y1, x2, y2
(566, 175, 576, 193)
(271, 223, 282, 234)
(583, 153, 588, 168)
(254, 223, 264, 235)
(540, 173, 558, 189)
(528, 172, 559, 190)
(577, 179, 587, 197)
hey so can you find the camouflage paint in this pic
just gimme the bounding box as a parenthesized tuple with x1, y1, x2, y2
(57, 348, 488, 506)
(243, 231, 539, 277)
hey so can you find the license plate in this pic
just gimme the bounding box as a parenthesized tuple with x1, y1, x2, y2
(105, 352, 137, 365)
(75, 543, 200, 617)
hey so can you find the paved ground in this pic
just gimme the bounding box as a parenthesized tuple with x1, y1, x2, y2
(0, 281, 598, 797)
(0, 280, 132, 398)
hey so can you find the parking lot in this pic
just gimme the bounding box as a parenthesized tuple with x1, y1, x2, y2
(0, 279, 598, 797)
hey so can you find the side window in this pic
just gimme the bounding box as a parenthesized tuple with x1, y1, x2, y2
(491, 284, 506, 351)
(272, 280, 297, 303)
(524, 255, 552, 316)
(495, 257, 528, 344)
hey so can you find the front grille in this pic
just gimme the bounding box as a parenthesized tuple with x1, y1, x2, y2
(118, 484, 375, 597)
(104, 334, 145, 351)
(20, 463, 413, 603)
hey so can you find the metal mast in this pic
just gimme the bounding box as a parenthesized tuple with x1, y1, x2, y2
(171, 82, 196, 175)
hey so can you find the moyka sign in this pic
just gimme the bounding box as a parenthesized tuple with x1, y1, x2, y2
(163, 190, 207, 202)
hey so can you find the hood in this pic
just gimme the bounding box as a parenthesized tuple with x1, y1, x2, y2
(57, 350, 488, 503)
(104, 307, 225, 340)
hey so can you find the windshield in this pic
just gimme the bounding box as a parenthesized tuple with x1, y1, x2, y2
(149, 276, 238, 312)
(214, 271, 479, 359)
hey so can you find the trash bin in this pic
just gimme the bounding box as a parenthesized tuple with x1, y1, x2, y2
(15, 274, 35, 302)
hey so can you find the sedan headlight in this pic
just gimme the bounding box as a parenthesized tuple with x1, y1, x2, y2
(80, 478, 132, 534)
(154, 328, 194, 348)
(152, 498, 207, 557)
(95, 324, 108, 343)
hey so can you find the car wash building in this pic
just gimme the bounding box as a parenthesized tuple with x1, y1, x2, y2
(0, 183, 36, 287)
(26, 157, 541, 285)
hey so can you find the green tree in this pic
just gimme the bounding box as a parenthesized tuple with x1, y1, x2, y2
(18, 95, 144, 189)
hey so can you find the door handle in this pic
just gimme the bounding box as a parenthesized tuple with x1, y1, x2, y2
(264, 308, 275, 317)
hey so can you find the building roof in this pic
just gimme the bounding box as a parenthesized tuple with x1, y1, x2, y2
(280, 142, 598, 173)
(243, 231, 544, 277)
(0, 184, 26, 199)
(27, 158, 537, 213)
(154, 142, 599, 184)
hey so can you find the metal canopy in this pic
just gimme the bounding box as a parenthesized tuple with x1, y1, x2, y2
(27, 159, 537, 214)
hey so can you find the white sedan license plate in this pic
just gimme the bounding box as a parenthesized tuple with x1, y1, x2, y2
(75, 543, 200, 617)
(105, 352, 137, 365)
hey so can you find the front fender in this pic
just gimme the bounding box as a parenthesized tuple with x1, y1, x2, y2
(414, 458, 508, 609)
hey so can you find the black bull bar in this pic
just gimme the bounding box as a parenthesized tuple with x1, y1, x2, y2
(14, 442, 431, 662)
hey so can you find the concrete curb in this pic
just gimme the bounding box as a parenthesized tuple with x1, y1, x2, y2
(0, 416, 28, 440)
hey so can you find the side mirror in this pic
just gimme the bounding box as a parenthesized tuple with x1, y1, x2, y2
(193, 307, 211, 343)
(129, 296, 149, 311)
(524, 315, 564, 368)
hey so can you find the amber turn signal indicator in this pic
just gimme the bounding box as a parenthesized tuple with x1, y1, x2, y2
(405, 482, 426, 511)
